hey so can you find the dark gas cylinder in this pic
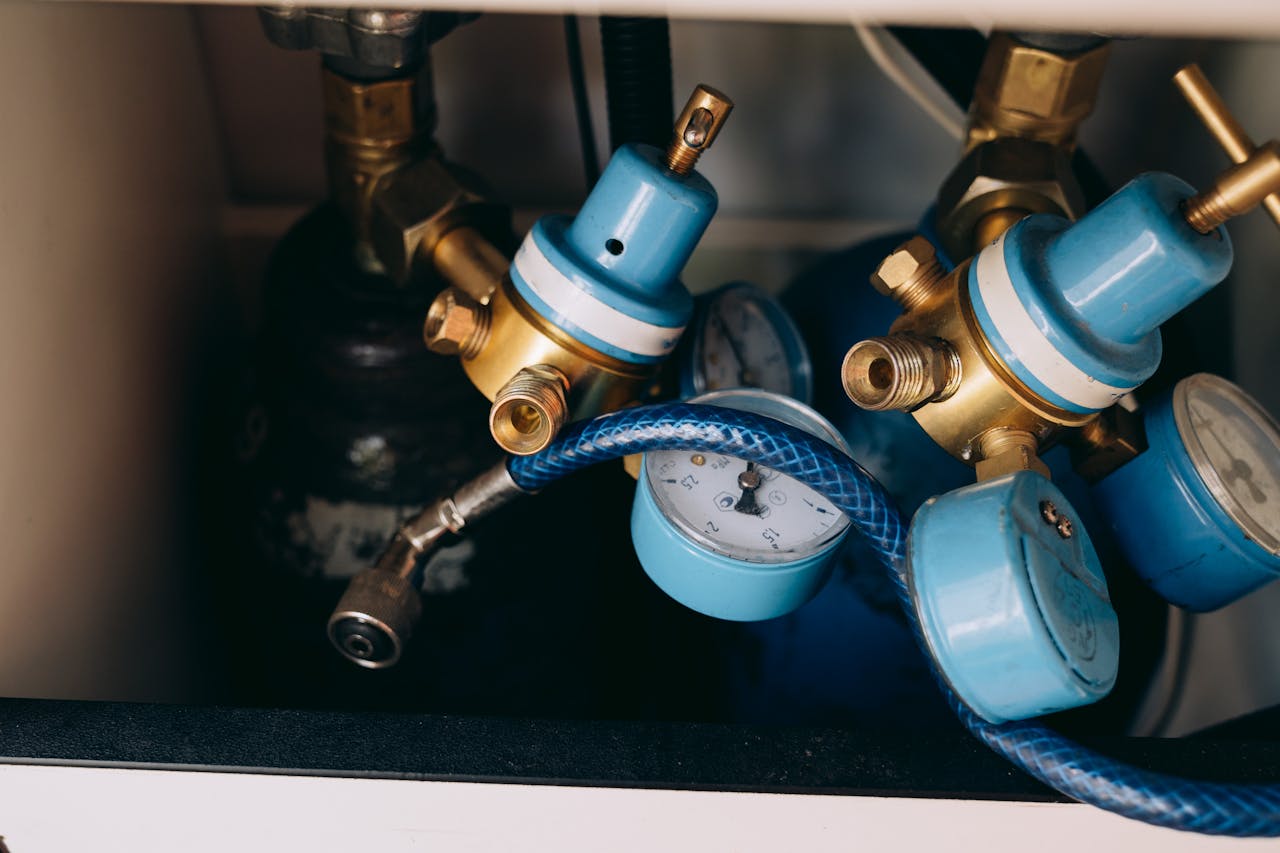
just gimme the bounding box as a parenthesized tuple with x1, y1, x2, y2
(219, 203, 729, 719)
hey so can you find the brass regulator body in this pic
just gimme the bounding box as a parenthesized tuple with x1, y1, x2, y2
(426, 85, 735, 455)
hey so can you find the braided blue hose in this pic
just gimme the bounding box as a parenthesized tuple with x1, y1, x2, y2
(508, 403, 1280, 836)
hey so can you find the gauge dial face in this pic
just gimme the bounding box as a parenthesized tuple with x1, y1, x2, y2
(645, 389, 850, 564)
(692, 285, 811, 401)
(1174, 374, 1280, 556)
(646, 450, 849, 564)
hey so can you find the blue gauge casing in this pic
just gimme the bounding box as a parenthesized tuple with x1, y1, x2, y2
(968, 173, 1233, 414)
(631, 391, 850, 621)
(1092, 379, 1280, 612)
(508, 144, 715, 364)
(633, 470, 840, 621)
(677, 281, 814, 404)
(909, 472, 1120, 723)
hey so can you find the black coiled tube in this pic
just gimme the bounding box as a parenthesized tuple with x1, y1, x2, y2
(600, 16, 674, 151)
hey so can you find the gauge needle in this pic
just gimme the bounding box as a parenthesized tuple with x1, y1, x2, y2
(1195, 418, 1269, 504)
(735, 462, 765, 515)
(710, 311, 755, 386)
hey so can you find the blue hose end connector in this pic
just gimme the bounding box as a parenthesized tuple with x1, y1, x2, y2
(509, 144, 716, 364)
(908, 472, 1120, 723)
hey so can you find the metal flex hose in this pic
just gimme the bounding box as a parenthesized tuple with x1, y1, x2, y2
(507, 402, 1280, 837)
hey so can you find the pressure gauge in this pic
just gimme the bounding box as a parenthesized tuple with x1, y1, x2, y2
(1093, 373, 1280, 611)
(680, 282, 813, 403)
(631, 388, 851, 621)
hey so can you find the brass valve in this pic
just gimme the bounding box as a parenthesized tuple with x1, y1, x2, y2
(843, 236, 1088, 477)
(427, 84, 732, 456)
(323, 65, 512, 288)
(967, 33, 1111, 153)
(1175, 64, 1280, 234)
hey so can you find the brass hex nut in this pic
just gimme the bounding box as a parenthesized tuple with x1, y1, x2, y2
(322, 69, 418, 143)
(971, 33, 1110, 146)
(370, 156, 509, 284)
(424, 288, 489, 358)
(934, 137, 1086, 261)
(871, 236, 942, 304)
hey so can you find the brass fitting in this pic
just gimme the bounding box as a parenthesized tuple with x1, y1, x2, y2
(1069, 404, 1148, 484)
(369, 158, 511, 288)
(322, 67, 430, 256)
(1174, 64, 1280, 230)
(974, 429, 1050, 481)
(424, 287, 491, 358)
(489, 364, 570, 456)
(322, 65, 512, 286)
(871, 236, 948, 312)
(428, 225, 510, 305)
(1183, 141, 1280, 234)
(842, 335, 961, 412)
(852, 254, 1093, 467)
(459, 278, 654, 450)
(666, 85, 734, 175)
(967, 33, 1111, 152)
(935, 137, 1086, 261)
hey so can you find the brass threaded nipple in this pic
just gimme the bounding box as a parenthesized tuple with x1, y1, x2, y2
(489, 364, 570, 456)
(841, 335, 961, 412)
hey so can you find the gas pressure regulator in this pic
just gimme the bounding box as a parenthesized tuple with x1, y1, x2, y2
(423, 84, 734, 456)
(843, 64, 1280, 721)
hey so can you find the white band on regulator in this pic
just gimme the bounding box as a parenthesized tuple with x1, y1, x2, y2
(512, 236, 684, 358)
(975, 233, 1133, 411)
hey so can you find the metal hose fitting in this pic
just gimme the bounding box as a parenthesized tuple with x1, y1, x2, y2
(489, 364, 570, 455)
(842, 334, 961, 412)
(328, 462, 527, 668)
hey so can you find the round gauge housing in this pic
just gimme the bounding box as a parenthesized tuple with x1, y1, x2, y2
(680, 282, 813, 403)
(631, 388, 851, 620)
(1093, 373, 1280, 611)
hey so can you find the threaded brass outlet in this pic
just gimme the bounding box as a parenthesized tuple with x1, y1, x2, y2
(842, 334, 961, 412)
(489, 364, 570, 455)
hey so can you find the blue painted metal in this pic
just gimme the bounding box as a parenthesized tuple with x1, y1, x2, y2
(969, 173, 1233, 412)
(909, 471, 1120, 723)
(676, 281, 814, 404)
(510, 402, 1280, 836)
(1092, 378, 1280, 611)
(629, 389, 850, 622)
(631, 472, 841, 620)
(508, 144, 714, 363)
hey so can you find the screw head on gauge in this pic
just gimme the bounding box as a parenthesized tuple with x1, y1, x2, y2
(630, 388, 850, 621)
(680, 282, 814, 403)
(1093, 373, 1280, 611)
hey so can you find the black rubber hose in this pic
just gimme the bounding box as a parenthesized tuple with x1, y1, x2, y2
(564, 15, 601, 187)
(599, 16, 674, 151)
